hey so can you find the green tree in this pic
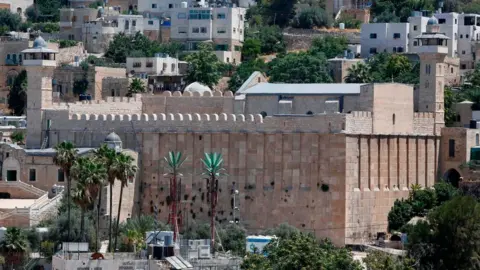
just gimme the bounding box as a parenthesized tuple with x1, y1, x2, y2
(113, 153, 137, 252)
(345, 62, 372, 83)
(371, 0, 434, 23)
(53, 141, 79, 245)
(10, 131, 25, 144)
(71, 174, 93, 243)
(228, 59, 267, 92)
(39, 241, 55, 261)
(0, 227, 29, 267)
(185, 43, 224, 89)
(268, 52, 333, 83)
(95, 144, 118, 252)
(253, 0, 296, 27)
(245, 26, 286, 55)
(241, 253, 272, 270)
(263, 223, 300, 239)
(164, 151, 186, 243)
(217, 224, 247, 256)
(201, 152, 227, 253)
(444, 87, 461, 126)
(310, 36, 348, 59)
(0, 9, 21, 32)
(433, 181, 458, 204)
(25, 0, 62, 22)
(363, 251, 415, 270)
(367, 53, 419, 84)
(293, 8, 331, 29)
(182, 223, 211, 240)
(127, 78, 147, 97)
(242, 39, 262, 61)
(8, 70, 27, 116)
(73, 78, 89, 96)
(385, 54, 413, 81)
(241, 232, 362, 270)
(407, 196, 480, 270)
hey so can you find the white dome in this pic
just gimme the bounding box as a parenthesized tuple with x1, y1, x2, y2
(184, 82, 212, 94)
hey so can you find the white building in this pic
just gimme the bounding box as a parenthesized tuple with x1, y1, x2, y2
(0, 0, 33, 20)
(360, 23, 409, 56)
(138, 0, 207, 17)
(104, 14, 145, 35)
(360, 12, 480, 70)
(126, 55, 185, 77)
(169, 7, 246, 64)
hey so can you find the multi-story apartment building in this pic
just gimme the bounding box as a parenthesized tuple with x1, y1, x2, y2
(0, 0, 32, 20)
(361, 12, 480, 70)
(138, 0, 207, 18)
(59, 8, 99, 41)
(170, 7, 245, 63)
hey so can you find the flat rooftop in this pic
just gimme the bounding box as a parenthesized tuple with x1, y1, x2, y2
(242, 83, 365, 95)
(0, 199, 36, 209)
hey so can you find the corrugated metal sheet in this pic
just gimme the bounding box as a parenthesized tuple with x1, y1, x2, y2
(166, 256, 193, 269)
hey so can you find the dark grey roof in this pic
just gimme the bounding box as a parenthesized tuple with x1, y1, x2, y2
(105, 132, 121, 142)
(415, 33, 450, 39)
(25, 148, 94, 157)
(242, 83, 365, 95)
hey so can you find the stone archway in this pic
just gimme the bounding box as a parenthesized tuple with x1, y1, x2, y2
(444, 168, 461, 187)
(2, 157, 20, 181)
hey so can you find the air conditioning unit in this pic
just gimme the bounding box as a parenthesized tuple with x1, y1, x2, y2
(198, 245, 211, 259)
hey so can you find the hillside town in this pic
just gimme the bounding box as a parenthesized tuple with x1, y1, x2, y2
(0, 0, 480, 269)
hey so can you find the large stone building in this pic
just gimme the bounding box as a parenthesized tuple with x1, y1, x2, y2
(1, 19, 465, 246)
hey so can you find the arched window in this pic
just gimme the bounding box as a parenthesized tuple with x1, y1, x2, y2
(392, 113, 396, 125)
(476, 134, 479, 146)
(111, 89, 115, 96)
(306, 111, 313, 115)
(17, 7, 22, 14)
(260, 111, 267, 118)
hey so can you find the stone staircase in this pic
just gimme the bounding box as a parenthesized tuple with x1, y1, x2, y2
(0, 180, 45, 197)
(30, 191, 64, 226)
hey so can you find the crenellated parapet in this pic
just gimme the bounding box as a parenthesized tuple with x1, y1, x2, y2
(345, 111, 373, 134)
(161, 90, 234, 97)
(69, 112, 263, 122)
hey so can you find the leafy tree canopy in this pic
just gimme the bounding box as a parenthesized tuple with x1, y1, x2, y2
(8, 70, 27, 116)
(185, 43, 224, 88)
(245, 26, 286, 55)
(267, 51, 333, 83)
(363, 250, 415, 270)
(292, 7, 331, 29)
(247, 0, 296, 28)
(371, 0, 435, 22)
(0, 9, 21, 32)
(241, 232, 362, 270)
(127, 78, 147, 97)
(310, 36, 348, 59)
(104, 33, 183, 63)
(26, 0, 65, 22)
(406, 196, 480, 270)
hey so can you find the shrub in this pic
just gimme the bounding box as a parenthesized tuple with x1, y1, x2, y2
(293, 8, 331, 29)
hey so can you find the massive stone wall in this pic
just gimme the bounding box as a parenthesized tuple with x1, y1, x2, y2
(344, 134, 438, 244)
(141, 132, 348, 246)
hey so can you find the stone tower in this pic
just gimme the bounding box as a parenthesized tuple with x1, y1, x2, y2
(415, 16, 449, 135)
(21, 36, 58, 149)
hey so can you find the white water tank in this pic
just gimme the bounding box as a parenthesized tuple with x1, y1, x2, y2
(339, 23, 345, 30)
(181, 2, 188, 8)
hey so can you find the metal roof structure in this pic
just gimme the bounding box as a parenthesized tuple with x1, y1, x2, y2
(165, 256, 193, 269)
(25, 148, 95, 157)
(242, 83, 366, 95)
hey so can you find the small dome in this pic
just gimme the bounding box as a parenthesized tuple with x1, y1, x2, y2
(33, 36, 47, 48)
(184, 82, 212, 94)
(105, 132, 121, 142)
(427, 16, 438, 25)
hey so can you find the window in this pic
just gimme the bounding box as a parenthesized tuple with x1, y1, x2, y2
(461, 64, 467, 69)
(226, 57, 230, 62)
(148, 20, 154, 25)
(192, 27, 199, 33)
(449, 139, 455, 157)
(177, 12, 186, 19)
(217, 27, 226, 34)
(397, 47, 404, 52)
(58, 169, 65, 182)
(233, 27, 236, 33)
(370, 33, 377, 39)
(29, 169, 36, 181)
(234, 45, 241, 51)
(306, 111, 313, 115)
(169, 4, 173, 8)
(162, 63, 167, 70)
(132, 20, 136, 27)
(425, 64, 431, 74)
(393, 47, 397, 53)
(413, 25, 418, 31)
(240, 14, 243, 20)
(215, 44, 228, 51)
(178, 27, 187, 34)
(200, 27, 207, 33)
(369, 47, 377, 54)
(171, 63, 175, 72)
(460, 34, 463, 38)
(260, 111, 267, 117)
(217, 13, 226, 19)
(152, 3, 157, 8)
(392, 114, 396, 125)
(477, 134, 479, 146)
(133, 62, 141, 68)
(6, 170, 17, 181)
(72, 16, 77, 22)
(462, 50, 466, 55)
(455, 19, 458, 24)
(393, 33, 401, 39)
(189, 10, 212, 20)
(451, 67, 454, 73)
(439, 18, 446, 24)
(467, 34, 470, 39)
(146, 62, 153, 68)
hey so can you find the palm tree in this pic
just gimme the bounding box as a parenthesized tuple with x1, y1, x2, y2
(71, 180, 91, 242)
(53, 141, 78, 244)
(345, 62, 372, 83)
(126, 78, 146, 97)
(94, 144, 117, 252)
(112, 153, 137, 252)
(164, 151, 186, 243)
(201, 152, 226, 254)
(1, 227, 28, 268)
